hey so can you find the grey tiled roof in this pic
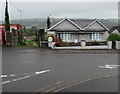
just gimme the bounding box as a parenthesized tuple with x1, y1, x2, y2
(109, 26, 120, 34)
(71, 19, 95, 29)
(49, 18, 108, 31)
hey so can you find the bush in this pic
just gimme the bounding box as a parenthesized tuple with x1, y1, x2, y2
(107, 33, 120, 49)
(107, 33, 120, 41)
(24, 40, 38, 46)
(32, 36, 38, 41)
(44, 34, 50, 41)
(47, 34, 62, 47)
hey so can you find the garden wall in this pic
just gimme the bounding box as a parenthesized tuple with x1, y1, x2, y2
(51, 41, 112, 50)
(116, 41, 120, 49)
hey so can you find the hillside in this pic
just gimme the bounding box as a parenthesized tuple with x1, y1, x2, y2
(1, 18, 118, 29)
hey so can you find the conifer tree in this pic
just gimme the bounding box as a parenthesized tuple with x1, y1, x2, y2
(47, 16, 51, 29)
(4, 0, 11, 45)
(5, 0, 10, 32)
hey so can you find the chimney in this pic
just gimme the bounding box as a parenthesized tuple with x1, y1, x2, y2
(47, 15, 52, 29)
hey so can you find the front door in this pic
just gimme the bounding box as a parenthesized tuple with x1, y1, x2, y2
(74, 34, 79, 43)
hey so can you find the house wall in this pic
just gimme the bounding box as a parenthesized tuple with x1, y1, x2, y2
(80, 32, 108, 42)
(100, 31, 109, 41)
(81, 34, 90, 42)
(55, 32, 108, 43)
(47, 31, 56, 35)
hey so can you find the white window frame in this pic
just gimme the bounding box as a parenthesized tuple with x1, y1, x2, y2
(91, 33, 101, 41)
(61, 33, 71, 42)
(62, 33, 67, 42)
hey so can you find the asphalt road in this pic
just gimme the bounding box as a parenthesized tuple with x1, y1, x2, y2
(2, 47, 119, 93)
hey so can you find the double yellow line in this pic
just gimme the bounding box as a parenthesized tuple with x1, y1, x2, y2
(32, 74, 118, 94)
(32, 81, 64, 94)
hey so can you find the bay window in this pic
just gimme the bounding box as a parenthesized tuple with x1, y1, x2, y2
(59, 33, 71, 42)
(90, 33, 101, 41)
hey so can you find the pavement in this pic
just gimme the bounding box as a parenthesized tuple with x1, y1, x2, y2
(1, 47, 119, 93)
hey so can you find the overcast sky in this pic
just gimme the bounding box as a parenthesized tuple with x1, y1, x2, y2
(0, 1, 118, 21)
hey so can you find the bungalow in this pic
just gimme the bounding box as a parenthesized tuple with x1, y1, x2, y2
(47, 18, 109, 43)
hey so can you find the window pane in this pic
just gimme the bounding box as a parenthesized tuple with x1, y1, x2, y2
(90, 34, 92, 39)
(93, 33, 95, 40)
(99, 33, 101, 40)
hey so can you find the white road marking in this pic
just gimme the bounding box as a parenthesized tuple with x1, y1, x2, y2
(99, 64, 119, 69)
(10, 74, 15, 77)
(1, 75, 7, 78)
(57, 82, 62, 84)
(2, 81, 11, 85)
(2, 70, 50, 85)
(35, 70, 50, 75)
(108, 65, 120, 67)
(13, 76, 30, 82)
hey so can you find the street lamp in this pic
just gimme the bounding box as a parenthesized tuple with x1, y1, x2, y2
(17, 9, 25, 45)
(17, 9, 22, 25)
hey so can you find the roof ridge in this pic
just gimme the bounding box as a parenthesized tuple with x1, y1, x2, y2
(70, 19, 95, 21)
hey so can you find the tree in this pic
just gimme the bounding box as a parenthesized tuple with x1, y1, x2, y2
(107, 33, 120, 41)
(47, 16, 52, 29)
(5, 0, 10, 32)
(30, 26, 38, 32)
(4, 0, 10, 45)
(107, 33, 120, 48)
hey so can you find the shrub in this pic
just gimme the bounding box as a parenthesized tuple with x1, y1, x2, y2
(32, 36, 37, 41)
(107, 33, 120, 41)
(107, 33, 120, 49)
(47, 34, 62, 47)
(44, 34, 50, 41)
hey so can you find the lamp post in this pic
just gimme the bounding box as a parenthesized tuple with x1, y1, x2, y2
(17, 9, 24, 45)
(17, 9, 22, 25)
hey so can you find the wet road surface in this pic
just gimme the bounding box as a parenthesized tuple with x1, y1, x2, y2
(2, 47, 119, 93)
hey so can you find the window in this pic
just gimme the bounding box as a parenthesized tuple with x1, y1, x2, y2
(90, 34, 92, 39)
(60, 33, 63, 40)
(63, 33, 65, 41)
(90, 33, 101, 40)
(61, 33, 71, 42)
(68, 33, 71, 41)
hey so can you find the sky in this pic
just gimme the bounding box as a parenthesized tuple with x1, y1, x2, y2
(0, 0, 119, 22)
